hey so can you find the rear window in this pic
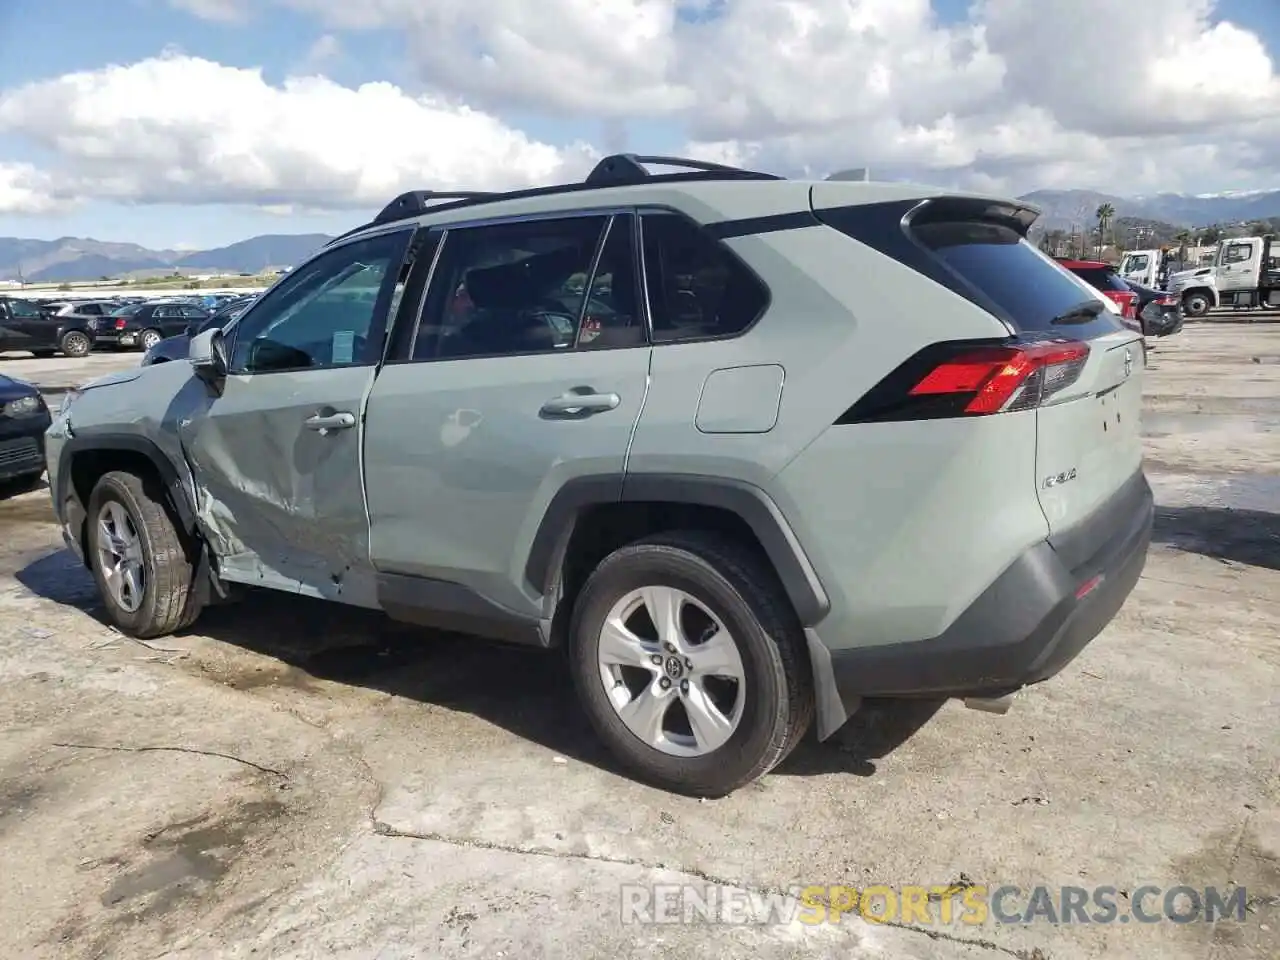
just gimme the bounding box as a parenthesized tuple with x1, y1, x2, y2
(913, 221, 1123, 340)
(1069, 265, 1130, 293)
(110, 304, 141, 317)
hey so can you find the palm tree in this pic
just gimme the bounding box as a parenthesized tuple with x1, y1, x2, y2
(1095, 203, 1116, 257)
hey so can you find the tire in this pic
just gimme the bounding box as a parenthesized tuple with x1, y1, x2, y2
(86, 470, 202, 638)
(139, 329, 162, 352)
(568, 530, 814, 797)
(59, 330, 92, 358)
(1182, 292, 1211, 318)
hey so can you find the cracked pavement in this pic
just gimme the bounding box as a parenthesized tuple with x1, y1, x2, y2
(1, 323, 1277, 959)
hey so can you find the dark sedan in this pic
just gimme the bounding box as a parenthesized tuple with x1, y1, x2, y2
(1123, 279, 1184, 337)
(101, 301, 212, 352)
(141, 295, 258, 366)
(0, 374, 52, 490)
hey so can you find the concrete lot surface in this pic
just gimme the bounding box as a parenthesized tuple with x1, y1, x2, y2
(1, 321, 1277, 959)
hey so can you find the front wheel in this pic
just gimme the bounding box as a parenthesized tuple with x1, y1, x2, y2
(59, 331, 91, 358)
(568, 531, 813, 797)
(87, 470, 202, 638)
(1182, 292, 1211, 318)
(139, 329, 163, 352)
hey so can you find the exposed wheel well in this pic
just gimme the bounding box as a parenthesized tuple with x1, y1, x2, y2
(547, 501, 779, 646)
(66, 448, 196, 562)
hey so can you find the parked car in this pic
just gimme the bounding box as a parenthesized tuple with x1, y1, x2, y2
(45, 300, 115, 318)
(141, 296, 259, 366)
(1056, 259, 1141, 325)
(1123, 279, 1184, 338)
(0, 373, 52, 489)
(0, 296, 97, 357)
(100, 301, 212, 352)
(46, 154, 1152, 797)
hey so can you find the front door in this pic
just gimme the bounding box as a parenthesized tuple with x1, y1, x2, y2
(1217, 240, 1258, 293)
(5, 298, 51, 350)
(364, 213, 652, 617)
(178, 227, 415, 606)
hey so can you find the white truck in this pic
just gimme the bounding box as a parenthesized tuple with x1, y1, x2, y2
(1119, 249, 1162, 288)
(1166, 235, 1279, 318)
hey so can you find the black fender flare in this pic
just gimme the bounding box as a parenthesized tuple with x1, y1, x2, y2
(56, 433, 199, 538)
(524, 473, 831, 626)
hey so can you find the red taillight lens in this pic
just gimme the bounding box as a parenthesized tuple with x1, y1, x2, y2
(1157, 295, 1176, 306)
(839, 339, 1091, 423)
(115, 318, 126, 329)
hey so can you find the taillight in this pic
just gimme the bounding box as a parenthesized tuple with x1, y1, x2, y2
(1157, 294, 1176, 306)
(115, 318, 126, 329)
(838, 339, 1090, 423)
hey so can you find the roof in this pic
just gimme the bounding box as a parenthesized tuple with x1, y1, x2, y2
(327, 153, 1031, 246)
(1056, 259, 1112, 269)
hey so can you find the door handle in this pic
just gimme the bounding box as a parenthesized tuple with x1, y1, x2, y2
(304, 410, 356, 435)
(539, 389, 621, 418)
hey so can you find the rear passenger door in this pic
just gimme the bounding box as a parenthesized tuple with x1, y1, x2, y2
(364, 212, 651, 617)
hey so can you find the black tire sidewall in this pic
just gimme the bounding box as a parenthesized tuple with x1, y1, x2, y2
(87, 475, 164, 634)
(569, 544, 789, 794)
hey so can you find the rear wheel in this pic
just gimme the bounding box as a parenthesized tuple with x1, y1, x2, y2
(87, 470, 201, 638)
(59, 330, 91, 358)
(139, 329, 163, 352)
(569, 531, 813, 797)
(1182, 291, 1211, 318)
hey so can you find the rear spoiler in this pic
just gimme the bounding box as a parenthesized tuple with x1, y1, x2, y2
(907, 196, 1041, 237)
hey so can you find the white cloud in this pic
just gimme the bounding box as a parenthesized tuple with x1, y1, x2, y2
(12, 0, 1280, 214)
(0, 162, 68, 215)
(168, 0, 250, 23)
(0, 54, 596, 214)
(272, 0, 1280, 194)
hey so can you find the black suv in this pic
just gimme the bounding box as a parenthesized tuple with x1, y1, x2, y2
(0, 296, 97, 357)
(101, 301, 211, 352)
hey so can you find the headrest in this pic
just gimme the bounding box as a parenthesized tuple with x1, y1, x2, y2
(465, 245, 584, 310)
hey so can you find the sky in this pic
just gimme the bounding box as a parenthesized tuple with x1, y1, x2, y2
(0, 0, 1277, 249)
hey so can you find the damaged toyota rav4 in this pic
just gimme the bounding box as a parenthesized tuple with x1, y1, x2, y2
(45, 155, 1154, 797)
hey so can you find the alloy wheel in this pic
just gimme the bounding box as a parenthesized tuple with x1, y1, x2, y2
(597, 585, 746, 757)
(96, 501, 146, 613)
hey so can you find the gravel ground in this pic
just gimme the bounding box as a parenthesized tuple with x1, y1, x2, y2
(0, 322, 1277, 960)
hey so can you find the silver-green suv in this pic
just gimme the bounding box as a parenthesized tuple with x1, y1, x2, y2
(44, 155, 1154, 796)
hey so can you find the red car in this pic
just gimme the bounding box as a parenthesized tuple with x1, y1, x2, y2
(1055, 259, 1139, 322)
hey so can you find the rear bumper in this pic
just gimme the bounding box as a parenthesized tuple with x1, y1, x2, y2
(827, 471, 1153, 703)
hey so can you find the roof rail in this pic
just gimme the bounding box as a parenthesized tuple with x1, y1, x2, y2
(373, 190, 498, 225)
(327, 154, 784, 243)
(583, 153, 781, 186)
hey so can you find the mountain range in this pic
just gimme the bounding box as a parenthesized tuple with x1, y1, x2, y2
(2, 188, 1278, 282)
(0, 234, 333, 283)
(1015, 188, 1280, 232)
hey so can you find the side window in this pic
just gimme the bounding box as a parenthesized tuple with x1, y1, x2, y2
(1225, 244, 1253, 264)
(8, 298, 42, 319)
(640, 212, 768, 343)
(181, 306, 205, 319)
(411, 216, 607, 361)
(577, 216, 645, 350)
(230, 230, 411, 374)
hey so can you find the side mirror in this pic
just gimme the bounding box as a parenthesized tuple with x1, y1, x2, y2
(189, 328, 229, 393)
